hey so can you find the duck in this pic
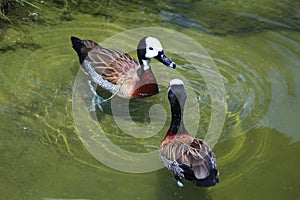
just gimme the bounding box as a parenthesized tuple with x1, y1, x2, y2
(159, 79, 219, 187)
(71, 36, 176, 100)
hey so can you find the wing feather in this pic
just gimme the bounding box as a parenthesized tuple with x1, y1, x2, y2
(160, 136, 216, 180)
(84, 47, 140, 84)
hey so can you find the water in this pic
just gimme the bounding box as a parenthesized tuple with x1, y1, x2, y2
(0, 0, 299, 199)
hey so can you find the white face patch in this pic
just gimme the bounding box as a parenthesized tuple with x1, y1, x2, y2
(144, 37, 163, 59)
(170, 79, 184, 86)
(168, 79, 184, 93)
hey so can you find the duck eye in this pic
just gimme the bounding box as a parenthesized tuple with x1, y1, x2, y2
(149, 47, 153, 50)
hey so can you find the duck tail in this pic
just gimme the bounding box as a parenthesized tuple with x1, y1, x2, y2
(70, 36, 98, 64)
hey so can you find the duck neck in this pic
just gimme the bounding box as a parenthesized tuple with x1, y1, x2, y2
(169, 99, 187, 135)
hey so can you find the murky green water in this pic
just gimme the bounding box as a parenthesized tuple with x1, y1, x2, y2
(0, 0, 299, 199)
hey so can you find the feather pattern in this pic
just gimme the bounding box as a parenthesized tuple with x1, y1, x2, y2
(78, 40, 141, 97)
(160, 135, 217, 180)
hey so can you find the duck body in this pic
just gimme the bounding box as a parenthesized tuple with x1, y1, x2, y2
(160, 131, 219, 187)
(160, 79, 219, 187)
(71, 36, 175, 98)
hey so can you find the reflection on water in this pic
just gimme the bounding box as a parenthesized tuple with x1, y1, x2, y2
(0, 0, 300, 199)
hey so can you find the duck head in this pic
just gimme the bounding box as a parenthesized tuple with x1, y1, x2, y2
(137, 37, 176, 71)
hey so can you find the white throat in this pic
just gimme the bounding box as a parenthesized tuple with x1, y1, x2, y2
(142, 59, 150, 70)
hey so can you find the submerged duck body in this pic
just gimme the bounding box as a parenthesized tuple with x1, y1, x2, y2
(160, 79, 219, 187)
(71, 36, 176, 98)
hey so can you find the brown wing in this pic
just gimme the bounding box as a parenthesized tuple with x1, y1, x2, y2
(160, 136, 216, 180)
(85, 47, 140, 84)
(187, 138, 216, 179)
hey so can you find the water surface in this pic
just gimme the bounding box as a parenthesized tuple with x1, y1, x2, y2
(0, 0, 299, 199)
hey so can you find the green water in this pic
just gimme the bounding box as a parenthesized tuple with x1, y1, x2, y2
(0, 0, 299, 199)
